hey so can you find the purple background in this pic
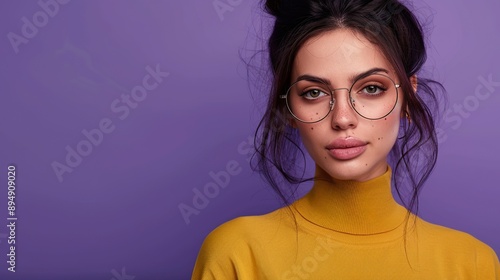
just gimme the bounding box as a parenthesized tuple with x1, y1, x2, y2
(0, 0, 499, 279)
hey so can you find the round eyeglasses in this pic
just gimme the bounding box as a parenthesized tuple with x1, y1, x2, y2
(279, 73, 400, 123)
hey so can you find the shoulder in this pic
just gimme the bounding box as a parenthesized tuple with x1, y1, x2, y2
(200, 206, 294, 250)
(416, 217, 500, 276)
(418, 218, 493, 250)
(192, 207, 294, 279)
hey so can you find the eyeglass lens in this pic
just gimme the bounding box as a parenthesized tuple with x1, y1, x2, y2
(285, 74, 398, 122)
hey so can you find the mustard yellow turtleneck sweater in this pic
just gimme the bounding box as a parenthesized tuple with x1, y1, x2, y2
(192, 166, 500, 279)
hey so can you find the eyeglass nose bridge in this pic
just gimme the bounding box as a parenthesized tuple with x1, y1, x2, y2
(327, 87, 354, 112)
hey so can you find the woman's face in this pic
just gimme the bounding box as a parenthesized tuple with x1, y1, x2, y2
(289, 28, 405, 182)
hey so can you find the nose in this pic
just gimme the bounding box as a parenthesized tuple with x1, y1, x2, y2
(329, 88, 358, 130)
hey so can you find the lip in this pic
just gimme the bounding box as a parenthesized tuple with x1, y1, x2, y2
(326, 137, 368, 160)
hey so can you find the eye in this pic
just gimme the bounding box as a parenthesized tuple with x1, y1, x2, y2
(360, 84, 386, 96)
(300, 89, 329, 100)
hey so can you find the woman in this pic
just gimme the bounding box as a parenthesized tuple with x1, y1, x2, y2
(192, 0, 500, 279)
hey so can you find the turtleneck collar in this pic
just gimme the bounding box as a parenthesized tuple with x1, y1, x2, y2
(292, 164, 408, 235)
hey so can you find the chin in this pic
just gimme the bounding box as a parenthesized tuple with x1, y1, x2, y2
(316, 158, 387, 182)
(325, 167, 368, 181)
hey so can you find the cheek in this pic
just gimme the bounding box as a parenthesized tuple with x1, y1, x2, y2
(296, 124, 325, 156)
(373, 115, 401, 146)
(298, 125, 318, 145)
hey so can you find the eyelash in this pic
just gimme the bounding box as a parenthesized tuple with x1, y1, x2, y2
(298, 83, 387, 99)
(299, 89, 329, 99)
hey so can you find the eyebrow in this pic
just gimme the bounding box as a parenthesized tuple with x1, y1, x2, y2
(294, 67, 390, 85)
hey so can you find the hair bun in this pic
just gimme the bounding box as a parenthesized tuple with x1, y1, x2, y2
(264, 0, 281, 17)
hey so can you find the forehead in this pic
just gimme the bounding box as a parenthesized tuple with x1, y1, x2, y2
(292, 29, 395, 83)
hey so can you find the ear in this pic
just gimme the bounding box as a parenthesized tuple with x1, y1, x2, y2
(288, 117, 297, 128)
(410, 75, 418, 94)
(401, 75, 418, 122)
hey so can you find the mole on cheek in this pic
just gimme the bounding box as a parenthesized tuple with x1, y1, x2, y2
(311, 127, 314, 130)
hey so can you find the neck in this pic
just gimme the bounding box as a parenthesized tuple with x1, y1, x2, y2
(293, 164, 407, 235)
